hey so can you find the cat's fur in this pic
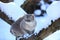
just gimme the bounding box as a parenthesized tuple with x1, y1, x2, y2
(10, 14, 36, 38)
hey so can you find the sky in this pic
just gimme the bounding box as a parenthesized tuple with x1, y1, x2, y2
(0, 0, 60, 40)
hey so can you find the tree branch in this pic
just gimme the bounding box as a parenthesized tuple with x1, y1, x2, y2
(0, 11, 14, 25)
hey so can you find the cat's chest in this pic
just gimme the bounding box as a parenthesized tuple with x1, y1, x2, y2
(24, 21, 35, 31)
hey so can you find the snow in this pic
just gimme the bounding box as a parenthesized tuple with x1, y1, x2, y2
(0, 18, 15, 40)
(46, 1, 60, 22)
(43, 30, 60, 40)
(34, 14, 51, 34)
(14, 0, 26, 6)
(0, 2, 27, 21)
(34, 1, 60, 35)
(50, 0, 56, 2)
(0, 0, 60, 40)
(40, 0, 49, 10)
(43, 1, 60, 40)
(41, 4, 47, 10)
(34, 9, 41, 15)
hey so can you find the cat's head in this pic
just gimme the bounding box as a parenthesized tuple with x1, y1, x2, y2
(23, 14, 34, 22)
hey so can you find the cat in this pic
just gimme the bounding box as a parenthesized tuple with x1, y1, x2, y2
(10, 14, 37, 39)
